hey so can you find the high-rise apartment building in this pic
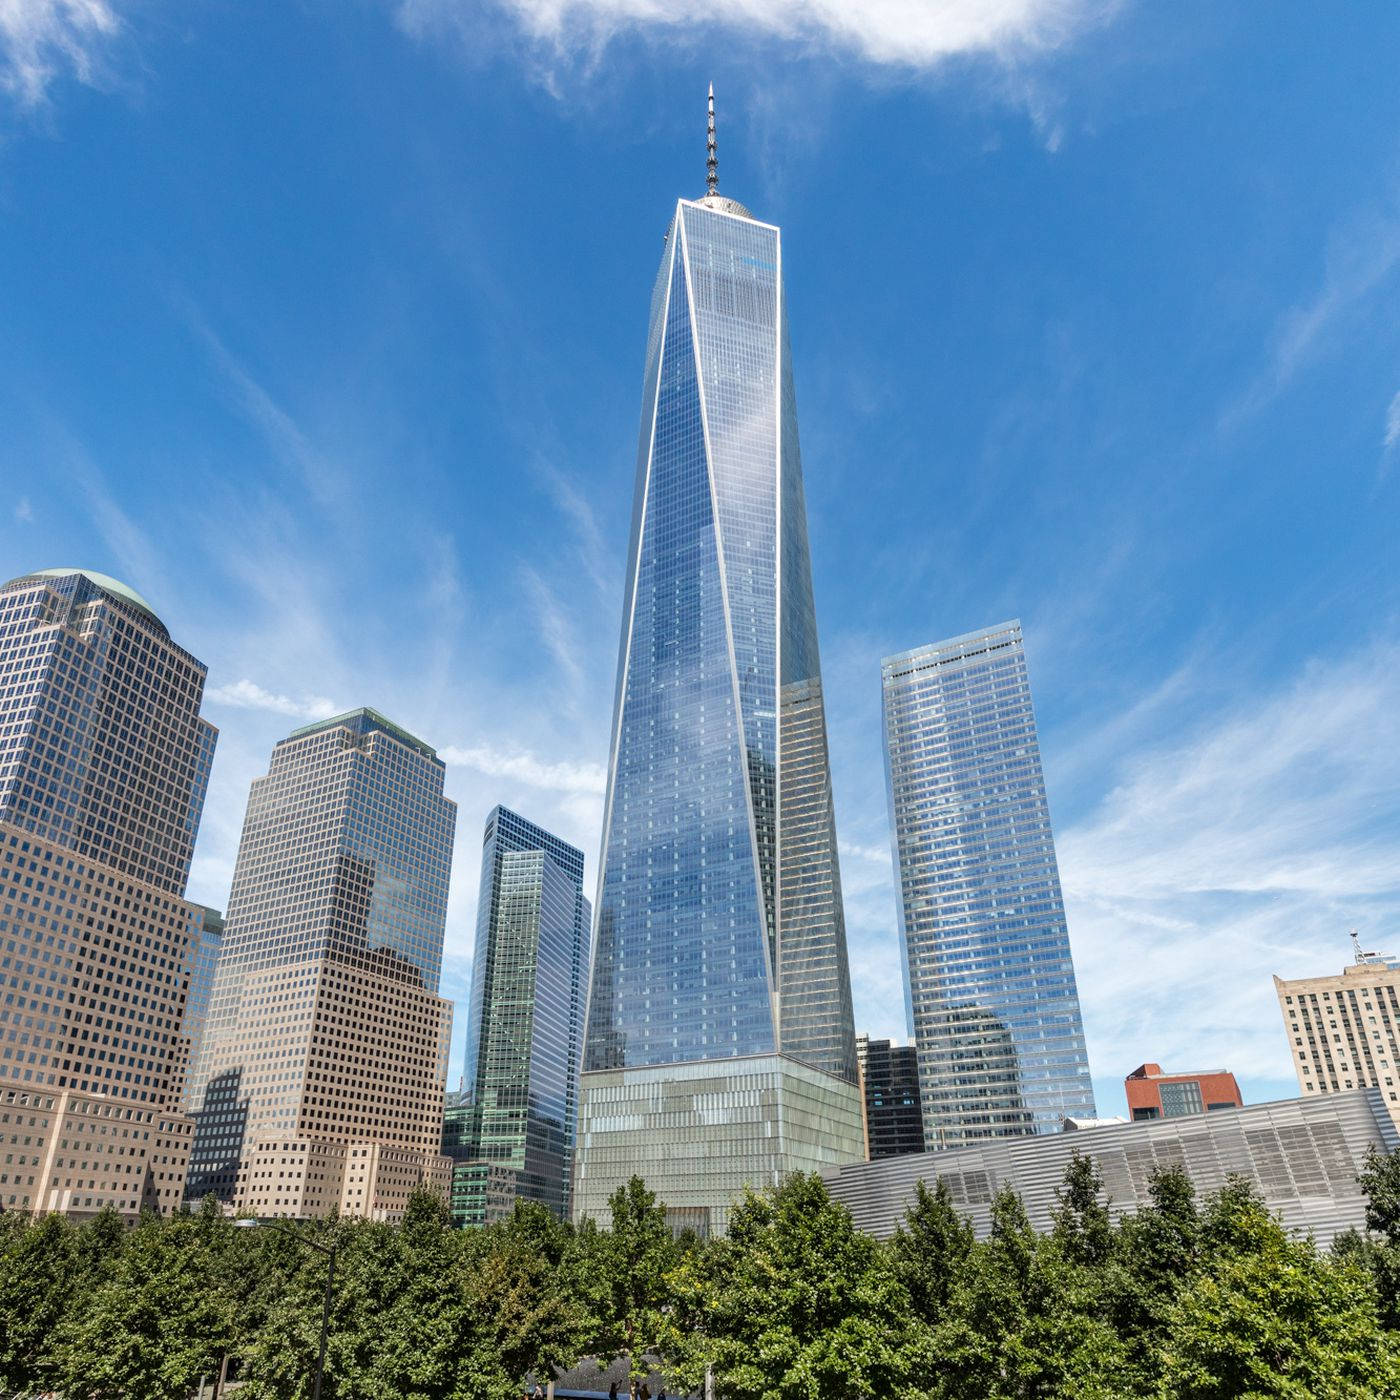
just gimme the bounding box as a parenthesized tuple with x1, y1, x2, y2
(0, 568, 216, 1217)
(179, 905, 223, 1110)
(882, 621, 1096, 1150)
(856, 1034, 924, 1159)
(449, 806, 589, 1227)
(575, 96, 865, 1233)
(186, 708, 456, 1220)
(1276, 947, 1400, 1130)
(1125, 1062, 1242, 1121)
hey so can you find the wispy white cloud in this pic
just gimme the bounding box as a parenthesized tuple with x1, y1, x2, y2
(176, 299, 344, 506)
(1222, 207, 1400, 433)
(204, 678, 340, 721)
(1386, 387, 1400, 450)
(519, 563, 589, 705)
(0, 0, 120, 108)
(838, 838, 890, 867)
(1059, 640, 1400, 1085)
(40, 419, 173, 608)
(13, 496, 33, 523)
(399, 0, 1119, 69)
(533, 456, 616, 602)
(440, 742, 606, 794)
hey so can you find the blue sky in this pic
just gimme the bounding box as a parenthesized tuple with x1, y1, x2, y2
(2, 0, 1399, 1119)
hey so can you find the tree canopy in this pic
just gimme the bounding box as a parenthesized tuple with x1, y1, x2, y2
(2, 1152, 1399, 1399)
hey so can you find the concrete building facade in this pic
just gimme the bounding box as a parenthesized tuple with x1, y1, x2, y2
(185, 708, 455, 1220)
(1276, 953, 1400, 1130)
(0, 568, 217, 1217)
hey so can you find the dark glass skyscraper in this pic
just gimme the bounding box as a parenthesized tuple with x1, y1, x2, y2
(882, 621, 1096, 1149)
(856, 1035, 925, 1160)
(451, 806, 589, 1226)
(575, 99, 864, 1231)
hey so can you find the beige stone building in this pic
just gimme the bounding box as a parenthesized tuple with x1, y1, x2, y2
(1275, 949, 1400, 1129)
(185, 709, 455, 1221)
(0, 568, 218, 1217)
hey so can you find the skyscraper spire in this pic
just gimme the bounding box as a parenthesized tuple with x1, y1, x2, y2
(706, 82, 718, 195)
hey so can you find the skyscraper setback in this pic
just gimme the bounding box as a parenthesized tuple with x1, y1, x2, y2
(185, 707, 456, 1219)
(449, 806, 589, 1226)
(575, 97, 864, 1231)
(882, 621, 1095, 1149)
(0, 568, 216, 1216)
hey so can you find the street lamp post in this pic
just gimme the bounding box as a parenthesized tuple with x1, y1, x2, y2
(234, 1218, 338, 1400)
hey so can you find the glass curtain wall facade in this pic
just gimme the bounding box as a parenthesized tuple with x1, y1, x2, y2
(186, 708, 456, 1220)
(179, 906, 223, 1109)
(452, 806, 589, 1226)
(856, 1035, 925, 1160)
(0, 568, 216, 1217)
(576, 179, 863, 1231)
(882, 622, 1095, 1149)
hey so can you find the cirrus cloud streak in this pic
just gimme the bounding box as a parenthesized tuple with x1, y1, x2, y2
(397, 0, 1121, 68)
(1059, 640, 1400, 1086)
(1, 0, 120, 107)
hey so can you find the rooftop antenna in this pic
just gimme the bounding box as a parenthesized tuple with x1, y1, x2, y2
(1350, 928, 1377, 963)
(706, 83, 718, 196)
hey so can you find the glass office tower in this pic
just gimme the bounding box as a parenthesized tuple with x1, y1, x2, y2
(856, 1034, 925, 1160)
(451, 806, 589, 1226)
(179, 905, 224, 1110)
(575, 117, 864, 1232)
(882, 621, 1096, 1149)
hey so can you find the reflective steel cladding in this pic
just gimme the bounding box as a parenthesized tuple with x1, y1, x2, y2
(583, 193, 858, 1086)
(882, 622, 1097, 1149)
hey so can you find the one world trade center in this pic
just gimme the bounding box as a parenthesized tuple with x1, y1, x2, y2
(574, 93, 865, 1232)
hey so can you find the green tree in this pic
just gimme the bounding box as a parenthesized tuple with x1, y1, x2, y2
(886, 1178, 974, 1321)
(0, 1210, 78, 1393)
(1357, 1145, 1400, 1328)
(931, 1181, 1129, 1399)
(575, 1175, 677, 1398)
(1158, 1177, 1400, 1397)
(53, 1212, 228, 1400)
(1113, 1166, 1200, 1390)
(473, 1203, 588, 1391)
(1051, 1151, 1113, 1269)
(669, 1172, 929, 1400)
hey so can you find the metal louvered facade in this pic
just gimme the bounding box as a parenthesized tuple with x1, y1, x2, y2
(824, 1089, 1398, 1246)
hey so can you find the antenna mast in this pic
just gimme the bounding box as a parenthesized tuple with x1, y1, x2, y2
(706, 83, 719, 196)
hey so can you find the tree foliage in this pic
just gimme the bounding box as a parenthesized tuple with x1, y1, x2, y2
(4, 1152, 1400, 1399)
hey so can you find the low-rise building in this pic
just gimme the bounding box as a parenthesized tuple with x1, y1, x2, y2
(1125, 1062, 1243, 1121)
(824, 1089, 1397, 1246)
